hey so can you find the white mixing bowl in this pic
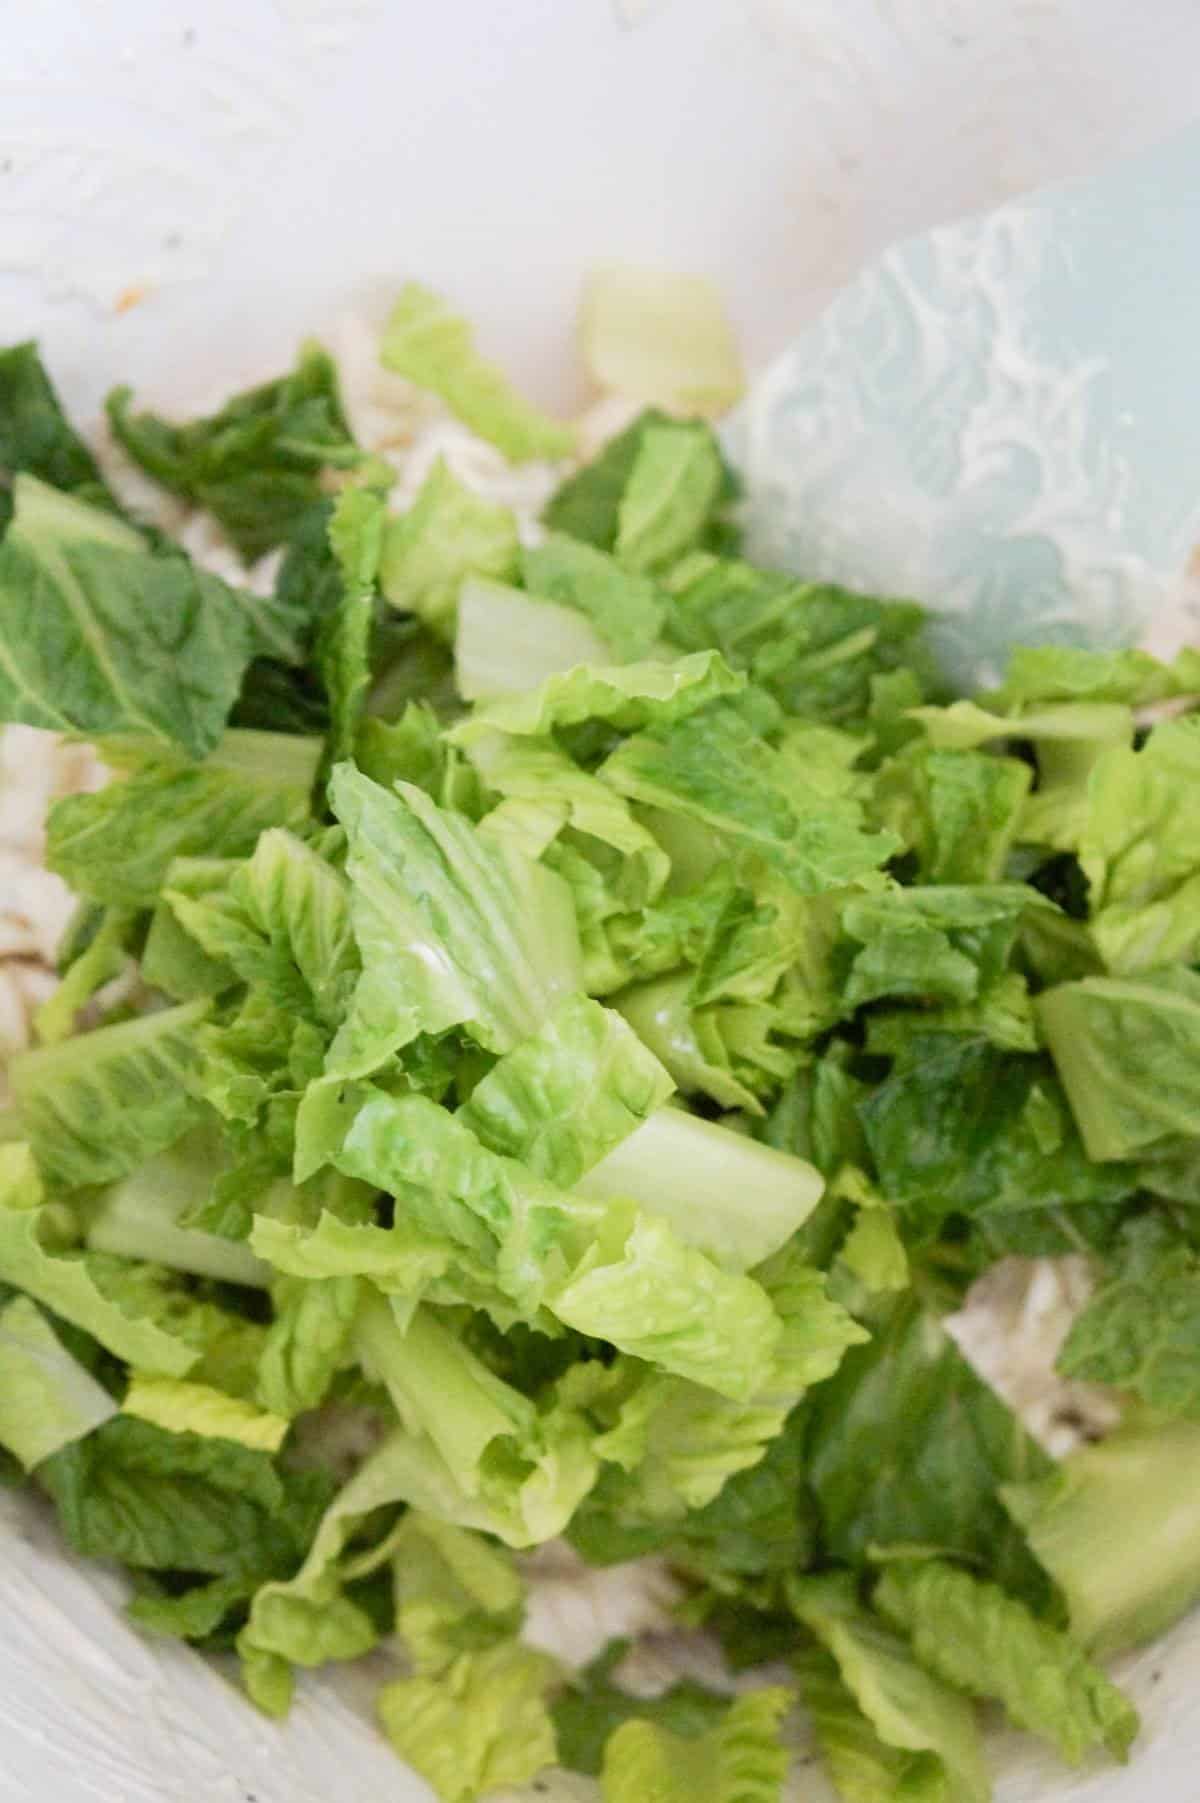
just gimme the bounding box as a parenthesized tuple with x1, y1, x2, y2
(3, 6, 1200, 1800)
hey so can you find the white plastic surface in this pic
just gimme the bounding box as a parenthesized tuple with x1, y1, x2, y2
(3, 4, 1200, 1801)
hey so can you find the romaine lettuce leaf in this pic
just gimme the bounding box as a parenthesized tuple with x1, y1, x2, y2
(523, 532, 667, 660)
(468, 731, 669, 901)
(553, 1638, 728, 1777)
(1037, 967, 1200, 1161)
(380, 284, 574, 461)
(0, 342, 118, 529)
(315, 484, 385, 767)
(614, 419, 726, 574)
(457, 993, 674, 1185)
(1056, 1216, 1200, 1415)
(46, 731, 320, 909)
(80, 1128, 273, 1289)
(451, 646, 743, 743)
(287, 1083, 785, 1396)
(542, 407, 675, 549)
(11, 1000, 208, 1191)
(789, 1573, 988, 1803)
(454, 575, 614, 701)
(257, 1273, 361, 1417)
(377, 1641, 559, 1803)
(40, 1414, 329, 1579)
(575, 1105, 823, 1272)
(872, 745, 1031, 885)
(600, 1685, 791, 1803)
(390, 1512, 524, 1674)
(0, 1295, 117, 1470)
(0, 476, 280, 757)
(580, 264, 745, 415)
(380, 457, 519, 640)
(874, 1559, 1138, 1766)
(122, 1375, 288, 1453)
(859, 1033, 1131, 1220)
(794, 1643, 948, 1803)
(662, 555, 926, 726)
(1001, 1422, 1200, 1657)
(600, 701, 896, 894)
(106, 343, 361, 561)
(803, 1294, 1052, 1600)
(322, 765, 581, 1085)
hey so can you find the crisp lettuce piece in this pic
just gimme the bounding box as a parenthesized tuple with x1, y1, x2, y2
(0, 341, 118, 529)
(663, 555, 926, 726)
(451, 646, 743, 743)
(0, 476, 288, 756)
(322, 766, 581, 1084)
(314, 484, 386, 768)
(167, 827, 357, 1029)
(613, 971, 797, 1112)
(380, 457, 519, 640)
(988, 643, 1200, 710)
(0, 1147, 198, 1375)
(600, 1686, 791, 1803)
(457, 993, 675, 1185)
(0, 1295, 117, 1470)
(803, 1294, 1051, 1600)
(34, 905, 136, 1046)
(575, 1104, 823, 1272)
(553, 1638, 728, 1777)
(839, 885, 1042, 1012)
(1079, 715, 1200, 910)
(355, 1298, 596, 1542)
(240, 1393, 580, 1707)
(601, 701, 896, 894)
(47, 731, 320, 910)
(523, 532, 667, 661)
(302, 1083, 783, 1396)
(380, 283, 575, 461)
(122, 1375, 288, 1453)
(80, 1129, 272, 1289)
(581, 263, 744, 415)
(1001, 1422, 1200, 1657)
(10, 1000, 208, 1191)
(1037, 967, 1200, 1162)
(789, 1574, 988, 1803)
(391, 1513, 524, 1674)
(579, 1251, 862, 1529)
(377, 1641, 559, 1803)
(551, 1210, 781, 1400)
(831, 1171, 909, 1294)
(454, 575, 614, 701)
(41, 1414, 329, 1580)
(541, 407, 673, 549)
(614, 420, 726, 574)
(795, 1644, 955, 1803)
(257, 1273, 361, 1416)
(859, 1032, 1131, 1220)
(874, 1559, 1138, 1766)
(873, 745, 1031, 885)
(468, 731, 669, 901)
(1056, 1218, 1200, 1415)
(106, 343, 361, 561)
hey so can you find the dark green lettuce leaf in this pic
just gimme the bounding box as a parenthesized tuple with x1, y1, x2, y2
(0, 342, 117, 531)
(859, 1033, 1133, 1221)
(552, 1639, 728, 1777)
(0, 476, 293, 757)
(662, 554, 926, 726)
(39, 1415, 331, 1577)
(802, 1294, 1052, 1601)
(106, 344, 361, 561)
